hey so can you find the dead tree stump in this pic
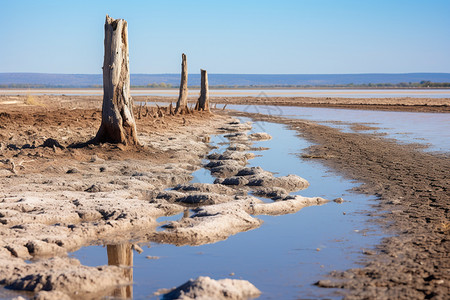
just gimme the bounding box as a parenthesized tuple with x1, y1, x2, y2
(93, 15, 139, 145)
(196, 69, 210, 111)
(175, 53, 189, 114)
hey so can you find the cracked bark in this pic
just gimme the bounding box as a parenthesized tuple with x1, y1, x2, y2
(94, 15, 139, 145)
(175, 53, 189, 114)
(196, 69, 210, 111)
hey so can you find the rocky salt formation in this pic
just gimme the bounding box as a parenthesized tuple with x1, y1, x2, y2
(160, 276, 261, 300)
(0, 257, 127, 299)
(150, 119, 327, 246)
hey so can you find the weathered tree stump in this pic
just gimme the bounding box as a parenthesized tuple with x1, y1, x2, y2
(175, 53, 189, 114)
(93, 15, 139, 146)
(196, 69, 210, 111)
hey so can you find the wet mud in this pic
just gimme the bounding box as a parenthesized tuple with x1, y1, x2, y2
(227, 110, 449, 299)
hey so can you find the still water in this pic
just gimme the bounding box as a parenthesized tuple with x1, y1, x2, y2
(71, 120, 384, 299)
(227, 105, 450, 153)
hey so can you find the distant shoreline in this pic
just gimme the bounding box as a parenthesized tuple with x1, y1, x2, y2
(2, 72, 450, 89)
(2, 88, 450, 103)
(2, 94, 449, 113)
(1, 86, 450, 90)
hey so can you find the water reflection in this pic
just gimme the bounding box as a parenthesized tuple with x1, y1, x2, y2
(72, 120, 384, 299)
(106, 244, 133, 299)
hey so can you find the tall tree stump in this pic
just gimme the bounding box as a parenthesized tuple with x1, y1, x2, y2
(175, 53, 189, 114)
(196, 69, 210, 111)
(93, 15, 139, 145)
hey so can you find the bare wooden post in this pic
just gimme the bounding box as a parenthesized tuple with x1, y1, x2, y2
(93, 15, 139, 145)
(175, 53, 188, 114)
(196, 69, 210, 111)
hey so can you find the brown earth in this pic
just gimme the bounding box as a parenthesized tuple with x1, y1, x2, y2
(227, 109, 449, 299)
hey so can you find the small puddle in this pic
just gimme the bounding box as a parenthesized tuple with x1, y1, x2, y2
(0, 289, 34, 300)
(70, 119, 384, 299)
(190, 166, 216, 184)
(155, 211, 187, 232)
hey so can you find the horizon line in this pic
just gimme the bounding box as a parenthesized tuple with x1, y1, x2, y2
(2, 72, 450, 76)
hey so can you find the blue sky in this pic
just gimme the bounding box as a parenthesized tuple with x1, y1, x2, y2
(1, 0, 449, 74)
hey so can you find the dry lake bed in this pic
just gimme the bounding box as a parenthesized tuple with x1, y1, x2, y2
(0, 94, 449, 299)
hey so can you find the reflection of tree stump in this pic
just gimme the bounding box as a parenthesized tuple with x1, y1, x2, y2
(94, 15, 139, 146)
(107, 244, 133, 298)
(196, 69, 210, 112)
(175, 53, 189, 114)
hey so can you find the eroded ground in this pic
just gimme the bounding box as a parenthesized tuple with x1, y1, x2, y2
(0, 95, 327, 299)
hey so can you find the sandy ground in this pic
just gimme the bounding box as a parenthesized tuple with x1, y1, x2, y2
(0, 95, 327, 299)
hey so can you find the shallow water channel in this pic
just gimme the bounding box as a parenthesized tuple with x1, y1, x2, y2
(227, 105, 450, 153)
(69, 119, 384, 299)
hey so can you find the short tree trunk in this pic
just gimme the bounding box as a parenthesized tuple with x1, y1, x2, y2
(175, 53, 188, 114)
(94, 15, 139, 145)
(196, 69, 210, 111)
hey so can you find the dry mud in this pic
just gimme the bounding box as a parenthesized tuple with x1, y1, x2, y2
(0, 95, 327, 299)
(228, 110, 450, 300)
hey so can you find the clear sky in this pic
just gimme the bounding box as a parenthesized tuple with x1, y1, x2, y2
(1, 0, 449, 74)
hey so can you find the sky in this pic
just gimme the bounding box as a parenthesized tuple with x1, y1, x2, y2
(1, 0, 449, 74)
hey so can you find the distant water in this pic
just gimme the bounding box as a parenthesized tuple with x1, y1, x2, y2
(1, 88, 449, 98)
(2, 72, 450, 87)
(228, 105, 450, 153)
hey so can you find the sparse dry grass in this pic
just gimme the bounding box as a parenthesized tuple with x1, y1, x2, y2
(438, 222, 450, 234)
(25, 94, 45, 106)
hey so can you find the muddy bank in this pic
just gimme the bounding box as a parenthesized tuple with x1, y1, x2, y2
(3, 94, 449, 113)
(131, 95, 450, 113)
(1, 94, 448, 299)
(0, 97, 230, 298)
(208, 96, 450, 113)
(226, 110, 450, 299)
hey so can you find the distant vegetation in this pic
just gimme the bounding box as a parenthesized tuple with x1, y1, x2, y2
(146, 82, 173, 88)
(2, 81, 450, 89)
(0, 84, 70, 88)
(199, 81, 450, 89)
(2, 73, 450, 89)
